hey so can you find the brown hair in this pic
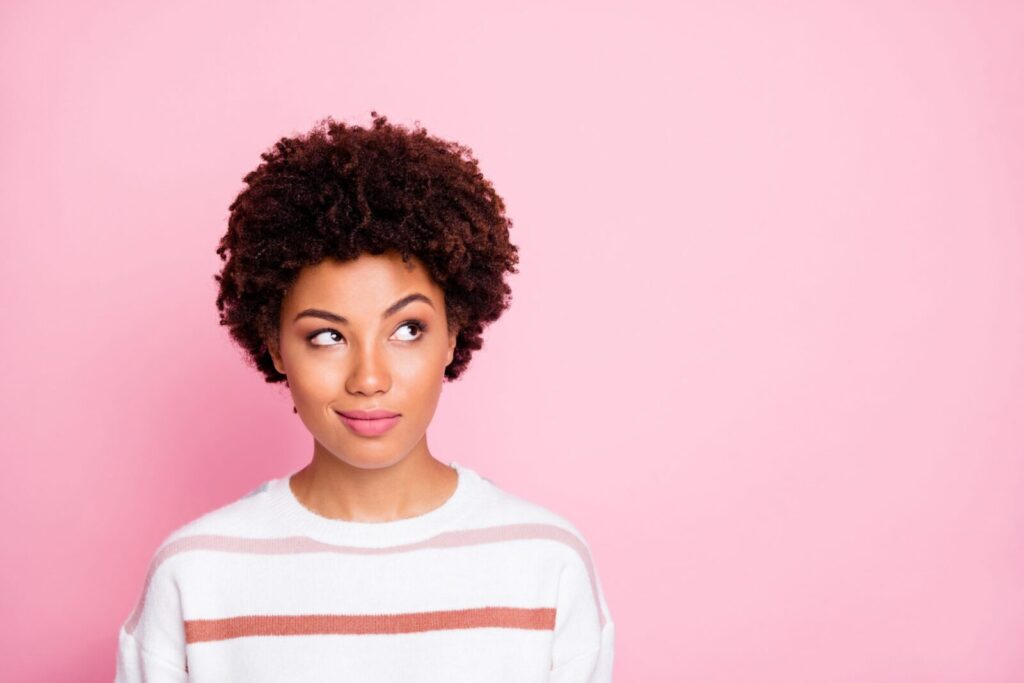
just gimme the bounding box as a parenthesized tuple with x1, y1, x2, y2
(214, 112, 519, 384)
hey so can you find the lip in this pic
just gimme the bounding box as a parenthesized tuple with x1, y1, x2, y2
(335, 410, 402, 437)
(337, 409, 401, 419)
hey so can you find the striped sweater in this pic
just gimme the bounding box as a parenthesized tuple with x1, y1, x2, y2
(115, 461, 615, 682)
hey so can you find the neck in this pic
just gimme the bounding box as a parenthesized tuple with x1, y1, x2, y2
(288, 442, 457, 523)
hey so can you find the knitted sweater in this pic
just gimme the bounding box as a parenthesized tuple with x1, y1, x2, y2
(115, 461, 615, 682)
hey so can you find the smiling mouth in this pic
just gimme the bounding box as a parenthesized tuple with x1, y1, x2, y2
(335, 411, 402, 437)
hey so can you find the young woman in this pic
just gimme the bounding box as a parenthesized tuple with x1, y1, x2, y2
(115, 112, 615, 682)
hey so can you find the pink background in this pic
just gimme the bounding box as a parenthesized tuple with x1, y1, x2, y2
(2, 1, 1022, 680)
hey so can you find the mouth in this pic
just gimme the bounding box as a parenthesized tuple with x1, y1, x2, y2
(334, 410, 402, 437)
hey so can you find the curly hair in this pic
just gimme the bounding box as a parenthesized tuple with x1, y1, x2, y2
(213, 111, 519, 386)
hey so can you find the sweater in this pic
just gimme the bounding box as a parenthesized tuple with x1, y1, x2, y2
(115, 461, 615, 682)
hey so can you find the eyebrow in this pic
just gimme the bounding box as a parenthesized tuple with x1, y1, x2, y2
(293, 293, 435, 325)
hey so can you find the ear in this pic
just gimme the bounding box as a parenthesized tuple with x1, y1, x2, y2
(446, 327, 458, 367)
(267, 338, 286, 376)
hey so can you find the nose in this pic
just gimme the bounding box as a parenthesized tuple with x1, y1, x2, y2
(344, 341, 391, 396)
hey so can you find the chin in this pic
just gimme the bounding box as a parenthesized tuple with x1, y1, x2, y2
(325, 446, 412, 471)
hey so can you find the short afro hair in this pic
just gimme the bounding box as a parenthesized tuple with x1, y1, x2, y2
(213, 111, 519, 384)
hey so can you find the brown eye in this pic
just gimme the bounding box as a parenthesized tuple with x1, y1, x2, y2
(308, 329, 343, 347)
(394, 321, 426, 341)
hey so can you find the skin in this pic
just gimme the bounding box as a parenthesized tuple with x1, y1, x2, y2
(265, 250, 460, 522)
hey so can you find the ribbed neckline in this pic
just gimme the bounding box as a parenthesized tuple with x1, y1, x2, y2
(264, 460, 478, 545)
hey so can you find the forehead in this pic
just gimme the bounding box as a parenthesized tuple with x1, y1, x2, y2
(283, 252, 441, 307)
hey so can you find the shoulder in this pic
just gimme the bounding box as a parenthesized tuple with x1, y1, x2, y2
(472, 468, 587, 530)
(468, 468, 601, 568)
(121, 480, 274, 637)
(469, 469, 614, 628)
(144, 478, 279, 570)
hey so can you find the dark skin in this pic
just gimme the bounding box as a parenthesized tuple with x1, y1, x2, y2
(266, 251, 459, 522)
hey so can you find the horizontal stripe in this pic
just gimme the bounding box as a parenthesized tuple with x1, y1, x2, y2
(184, 606, 557, 643)
(126, 523, 604, 635)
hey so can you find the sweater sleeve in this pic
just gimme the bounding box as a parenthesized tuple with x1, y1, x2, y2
(114, 541, 189, 682)
(549, 533, 616, 682)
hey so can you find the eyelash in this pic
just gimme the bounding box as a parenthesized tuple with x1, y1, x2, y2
(306, 320, 428, 347)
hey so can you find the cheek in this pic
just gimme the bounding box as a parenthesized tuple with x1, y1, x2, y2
(402, 342, 450, 380)
(391, 355, 438, 390)
(288, 354, 344, 399)
(388, 355, 445, 405)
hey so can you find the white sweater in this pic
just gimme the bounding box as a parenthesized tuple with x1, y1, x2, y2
(115, 461, 615, 682)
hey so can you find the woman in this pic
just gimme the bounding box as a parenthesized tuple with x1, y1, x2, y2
(115, 112, 615, 682)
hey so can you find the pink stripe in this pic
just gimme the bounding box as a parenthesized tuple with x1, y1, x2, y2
(184, 607, 558, 642)
(125, 523, 604, 634)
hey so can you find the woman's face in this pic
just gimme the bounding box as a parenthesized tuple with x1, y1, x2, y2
(267, 251, 458, 470)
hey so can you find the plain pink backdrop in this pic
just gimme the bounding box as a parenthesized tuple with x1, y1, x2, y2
(2, 1, 1022, 681)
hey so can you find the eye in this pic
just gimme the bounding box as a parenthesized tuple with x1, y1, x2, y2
(307, 329, 343, 347)
(305, 320, 427, 348)
(394, 320, 427, 342)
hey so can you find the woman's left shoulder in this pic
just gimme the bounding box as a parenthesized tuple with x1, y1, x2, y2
(467, 469, 602, 562)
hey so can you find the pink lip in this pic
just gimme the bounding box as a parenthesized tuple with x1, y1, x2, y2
(338, 409, 400, 419)
(335, 410, 401, 437)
